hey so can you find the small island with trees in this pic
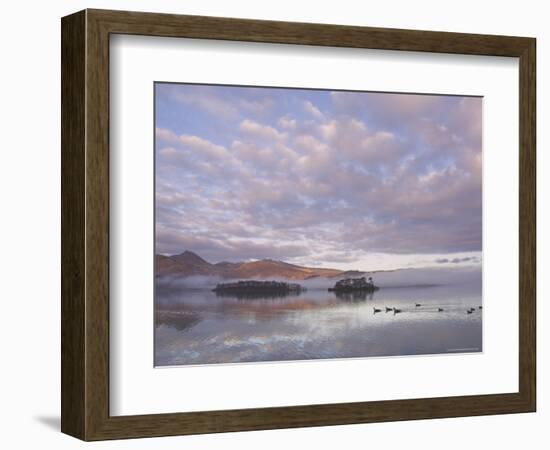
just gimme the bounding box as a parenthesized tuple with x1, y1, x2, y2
(328, 276, 379, 293)
(212, 280, 305, 296)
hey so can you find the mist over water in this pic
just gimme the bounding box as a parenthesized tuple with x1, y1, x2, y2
(155, 266, 482, 366)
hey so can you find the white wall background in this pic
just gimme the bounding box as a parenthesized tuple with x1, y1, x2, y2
(0, 1, 546, 448)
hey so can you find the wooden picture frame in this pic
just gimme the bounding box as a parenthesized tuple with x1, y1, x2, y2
(61, 8, 536, 441)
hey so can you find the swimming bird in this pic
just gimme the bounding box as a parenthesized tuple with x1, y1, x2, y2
(393, 308, 402, 314)
(478, 306, 483, 309)
(373, 307, 381, 313)
(437, 307, 444, 312)
(415, 303, 421, 307)
(467, 309, 474, 314)
(385, 307, 393, 312)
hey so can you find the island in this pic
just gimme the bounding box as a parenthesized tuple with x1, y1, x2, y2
(212, 280, 305, 297)
(328, 276, 380, 293)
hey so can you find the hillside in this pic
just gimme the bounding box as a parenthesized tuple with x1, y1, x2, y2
(155, 251, 353, 280)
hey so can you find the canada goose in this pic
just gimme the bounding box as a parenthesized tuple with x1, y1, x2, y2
(478, 306, 483, 309)
(393, 308, 402, 314)
(373, 307, 381, 313)
(415, 303, 421, 307)
(467, 309, 474, 314)
(437, 307, 444, 312)
(385, 306, 393, 312)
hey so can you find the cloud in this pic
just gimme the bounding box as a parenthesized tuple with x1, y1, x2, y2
(303, 100, 325, 120)
(316, 118, 405, 167)
(172, 88, 240, 119)
(239, 97, 274, 115)
(239, 119, 288, 142)
(331, 91, 442, 121)
(157, 127, 227, 156)
(436, 256, 480, 264)
(155, 84, 482, 266)
(156, 127, 178, 143)
(278, 116, 297, 130)
(179, 135, 228, 159)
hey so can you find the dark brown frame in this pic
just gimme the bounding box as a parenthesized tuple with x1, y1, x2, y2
(61, 9, 536, 441)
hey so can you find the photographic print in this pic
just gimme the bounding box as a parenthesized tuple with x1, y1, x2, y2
(154, 83, 482, 367)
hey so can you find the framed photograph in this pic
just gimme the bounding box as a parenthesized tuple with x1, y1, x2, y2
(61, 9, 536, 440)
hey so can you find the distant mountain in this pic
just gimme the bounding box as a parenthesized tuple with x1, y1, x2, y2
(214, 261, 243, 269)
(156, 251, 218, 277)
(171, 250, 211, 267)
(155, 251, 357, 280)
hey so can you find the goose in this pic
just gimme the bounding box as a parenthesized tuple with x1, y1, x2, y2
(373, 307, 382, 313)
(415, 303, 422, 307)
(385, 306, 393, 312)
(393, 308, 402, 314)
(467, 309, 474, 314)
(478, 306, 483, 310)
(437, 307, 444, 312)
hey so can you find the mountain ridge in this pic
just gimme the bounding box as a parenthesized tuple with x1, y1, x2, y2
(155, 250, 361, 280)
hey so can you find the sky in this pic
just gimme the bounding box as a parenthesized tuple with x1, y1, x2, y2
(155, 83, 482, 271)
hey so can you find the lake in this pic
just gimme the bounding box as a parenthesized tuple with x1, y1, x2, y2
(154, 267, 482, 366)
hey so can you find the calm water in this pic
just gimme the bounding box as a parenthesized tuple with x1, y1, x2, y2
(155, 268, 482, 366)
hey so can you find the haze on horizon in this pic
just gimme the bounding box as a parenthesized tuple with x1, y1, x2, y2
(155, 83, 482, 272)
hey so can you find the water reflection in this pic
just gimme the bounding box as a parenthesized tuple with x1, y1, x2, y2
(333, 290, 374, 302)
(155, 279, 482, 366)
(156, 311, 202, 332)
(213, 289, 305, 301)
